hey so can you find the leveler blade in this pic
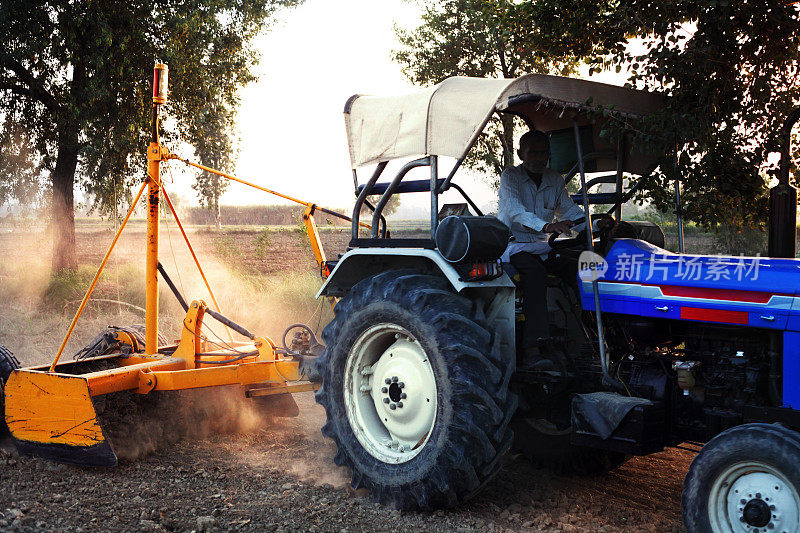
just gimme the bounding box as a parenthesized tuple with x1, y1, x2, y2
(4, 370, 117, 467)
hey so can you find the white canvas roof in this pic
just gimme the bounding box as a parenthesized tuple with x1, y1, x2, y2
(344, 73, 664, 172)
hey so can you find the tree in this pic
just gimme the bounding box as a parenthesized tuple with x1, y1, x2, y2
(587, 0, 800, 230)
(191, 104, 236, 230)
(0, 0, 297, 271)
(397, 0, 800, 229)
(360, 194, 402, 219)
(393, 0, 584, 179)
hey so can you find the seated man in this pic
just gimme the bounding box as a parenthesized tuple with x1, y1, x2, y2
(498, 130, 587, 367)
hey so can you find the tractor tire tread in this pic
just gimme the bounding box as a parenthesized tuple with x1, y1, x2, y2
(682, 422, 800, 532)
(0, 344, 21, 438)
(315, 271, 515, 510)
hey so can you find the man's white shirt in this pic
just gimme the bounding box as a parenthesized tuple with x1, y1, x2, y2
(498, 164, 587, 260)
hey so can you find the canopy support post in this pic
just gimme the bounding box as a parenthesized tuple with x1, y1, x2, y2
(430, 155, 439, 238)
(573, 120, 616, 389)
(352, 163, 388, 240)
(370, 157, 429, 238)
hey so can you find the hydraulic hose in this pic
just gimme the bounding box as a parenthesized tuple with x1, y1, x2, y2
(157, 262, 255, 340)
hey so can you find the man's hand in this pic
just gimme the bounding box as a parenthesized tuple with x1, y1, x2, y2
(596, 216, 614, 230)
(543, 220, 573, 234)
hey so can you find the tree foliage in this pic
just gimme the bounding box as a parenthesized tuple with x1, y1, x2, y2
(360, 194, 402, 218)
(191, 104, 237, 229)
(396, 0, 800, 230)
(0, 0, 297, 269)
(0, 119, 43, 208)
(393, 0, 584, 177)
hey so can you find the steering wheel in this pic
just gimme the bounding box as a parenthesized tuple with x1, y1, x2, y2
(547, 213, 616, 250)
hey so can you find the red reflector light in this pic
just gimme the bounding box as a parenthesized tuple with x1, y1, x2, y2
(465, 261, 501, 281)
(680, 307, 748, 325)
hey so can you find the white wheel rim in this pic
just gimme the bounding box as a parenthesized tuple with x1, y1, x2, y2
(343, 323, 437, 464)
(708, 460, 800, 533)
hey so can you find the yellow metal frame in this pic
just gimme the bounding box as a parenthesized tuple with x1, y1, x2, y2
(166, 151, 367, 278)
(2, 62, 332, 463)
(42, 61, 345, 381)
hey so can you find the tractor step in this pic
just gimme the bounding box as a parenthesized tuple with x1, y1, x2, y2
(570, 392, 665, 455)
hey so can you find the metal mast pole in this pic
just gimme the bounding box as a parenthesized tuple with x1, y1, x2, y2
(146, 63, 168, 354)
(573, 120, 612, 385)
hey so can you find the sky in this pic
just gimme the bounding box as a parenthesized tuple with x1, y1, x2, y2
(168, 0, 433, 214)
(167, 0, 631, 217)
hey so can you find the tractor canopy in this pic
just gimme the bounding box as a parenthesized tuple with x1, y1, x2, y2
(344, 73, 664, 176)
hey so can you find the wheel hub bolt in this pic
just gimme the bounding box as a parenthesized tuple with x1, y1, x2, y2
(397, 402, 403, 408)
(381, 387, 388, 393)
(385, 378, 391, 384)
(399, 382, 405, 388)
(389, 403, 397, 410)
(383, 398, 390, 404)
(391, 376, 398, 383)
(400, 393, 407, 399)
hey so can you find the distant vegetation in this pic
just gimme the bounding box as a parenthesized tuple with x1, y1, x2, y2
(183, 205, 348, 227)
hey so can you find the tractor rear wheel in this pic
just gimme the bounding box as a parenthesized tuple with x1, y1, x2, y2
(315, 271, 516, 510)
(683, 423, 800, 533)
(0, 344, 20, 438)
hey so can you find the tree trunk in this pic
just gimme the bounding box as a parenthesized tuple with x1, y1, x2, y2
(51, 127, 80, 272)
(213, 176, 221, 230)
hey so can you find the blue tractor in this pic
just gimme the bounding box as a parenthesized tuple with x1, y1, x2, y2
(313, 74, 800, 531)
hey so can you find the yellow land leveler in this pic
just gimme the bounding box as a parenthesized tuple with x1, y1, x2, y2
(1, 64, 353, 466)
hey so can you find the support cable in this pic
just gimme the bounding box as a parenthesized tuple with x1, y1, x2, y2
(49, 180, 149, 372)
(159, 183, 234, 342)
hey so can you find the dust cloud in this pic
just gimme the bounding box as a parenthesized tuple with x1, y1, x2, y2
(97, 386, 349, 488)
(99, 386, 267, 460)
(0, 223, 348, 488)
(224, 393, 351, 488)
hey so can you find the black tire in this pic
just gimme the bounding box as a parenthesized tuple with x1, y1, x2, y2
(315, 270, 517, 510)
(683, 423, 800, 533)
(511, 417, 627, 476)
(0, 344, 21, 438)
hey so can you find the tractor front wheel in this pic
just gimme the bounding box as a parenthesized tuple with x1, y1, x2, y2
(315, 271, 516, 510)
(682, 423, 800, 533)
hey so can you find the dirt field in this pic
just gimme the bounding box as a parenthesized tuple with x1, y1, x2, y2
(0, 223, 689, 532)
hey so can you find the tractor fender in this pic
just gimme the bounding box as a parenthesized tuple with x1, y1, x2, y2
(317, 247, 517, 382)
(316, 247, 515, 298)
